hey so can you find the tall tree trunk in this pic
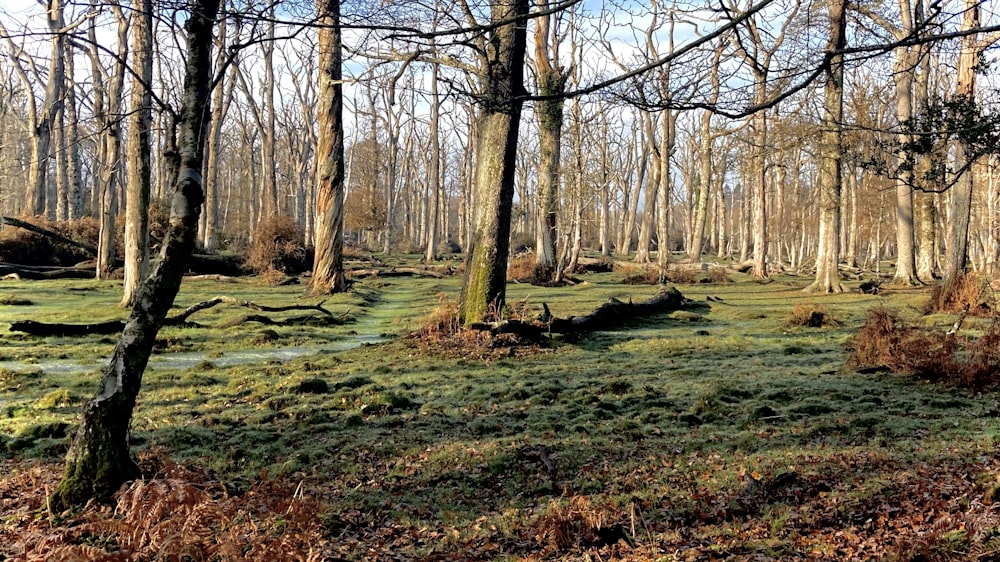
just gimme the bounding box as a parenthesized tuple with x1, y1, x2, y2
(532, 0, 568, 273)
(311, 0, 348, 294)
(886, 0, 920, 285)
(689, 107, 714, 262)
(942, 0, 981, 296)
(458, 0, 528, 325)
(805, 0, 847, 292)
(751, 112, 768, 278)
(122, 0, 154, 307)
(656, 109, 674, 271)
(51, 0, 219, 510)
(64, 43, 83, 220)
(619, 133, 646, 256)
(91, 5, 128, 280)
(201, 9, 236, 252)
(425, 62, 441, 262)
(28, 0, 67, 216)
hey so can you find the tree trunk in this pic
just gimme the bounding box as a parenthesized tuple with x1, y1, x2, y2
(532, 2, 567, 273)
(121, 0, 154, 307)
(64, 43, 83, 220)
(805, 0, 847, 292)
(458, 0, 528, 325)
(656, 109, 674, 270)
(888, 0, 920, 285)
(941, 0, 981, 296)
(201, 10, 236, 252)
(51, 0, 219, 509)
(310, 0, 348, 294)
(91, 5, 128, 280)
(425, 62, 441, 262)
(689, 108, 713, 261)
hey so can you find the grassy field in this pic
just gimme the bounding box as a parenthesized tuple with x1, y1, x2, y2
(1, 261, 999, 560)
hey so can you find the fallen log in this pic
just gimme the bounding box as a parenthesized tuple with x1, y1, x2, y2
(469, 287, 694, 337)
(346, 266, 449, 279)
(165, 295, 334, 325)
(9, 319, 125, 336)
(0, 263, 95, 280)
(548, 286, 691, 333)
(218, 313, 344, 328)
(1, 216, 97, 256)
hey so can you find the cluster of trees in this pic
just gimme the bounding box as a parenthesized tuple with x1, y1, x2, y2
(0, 0, 997, 506)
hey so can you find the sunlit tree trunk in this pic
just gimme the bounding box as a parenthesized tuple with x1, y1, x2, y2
(458, 0, 528, 325)
(122, 0, 154, 307)
(64, 44, 83, 219)
(311, 0, 348, 294)
(942, 0, 983, 296)
(51, 0, 219, 510)
(91, 5, 128, 280)
(805, 0, 847, 292)
(656, 109, 675, 271)
(532, 0, 568, 274)
(425, 62, 441, 262)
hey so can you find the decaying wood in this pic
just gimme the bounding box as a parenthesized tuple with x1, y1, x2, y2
(1, 216, 97, 256)
(0, 263, 95, 280)
(218, 313, 344, 328)
(469, 287, 692, 337)
(548, 286, 690, 333)
(9, 319, 125, 336)
(165, 295, 334, 325)
(346, 266, 449, 279)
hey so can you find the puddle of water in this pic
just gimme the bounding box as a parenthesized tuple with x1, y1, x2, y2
(0, 334, 389, 375)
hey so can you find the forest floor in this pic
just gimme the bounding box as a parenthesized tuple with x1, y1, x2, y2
(1, 258, 1000, 561)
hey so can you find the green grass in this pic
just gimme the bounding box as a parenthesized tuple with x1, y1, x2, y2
(1, 267, 998, 559)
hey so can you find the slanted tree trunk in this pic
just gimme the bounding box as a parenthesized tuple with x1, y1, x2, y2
(310, 0, 348, 294)
(458, 0, 528, 325)
(805, 0, 847, 292)
(51, 0, 219, 510)
(121, 0, 154, 307)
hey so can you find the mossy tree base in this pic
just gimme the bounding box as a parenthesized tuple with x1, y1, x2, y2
(51, 396, 141, 511)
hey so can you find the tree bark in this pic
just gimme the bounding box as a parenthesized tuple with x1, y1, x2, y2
(121, 0, 154, 307)
(458, 0, 528, 325)
(51, 0, 219, 510)
(941, 0, 981, 296)
(532, 1, 568, 274)
(805, 0, 847, 292)
(310, 0, 348, 294)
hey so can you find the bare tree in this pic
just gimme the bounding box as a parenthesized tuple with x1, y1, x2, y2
(311, 0, 348, 294)
(121, 0, 155, 307)
(805, 0, 847, 292)
(52, 0, 220, 509)
(458, 0, 529, 325)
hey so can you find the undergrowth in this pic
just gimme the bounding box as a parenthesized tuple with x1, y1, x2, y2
(848, 306, 1000, 389)
(1, 451, 327, 561)
(7, 269, 1000, 560)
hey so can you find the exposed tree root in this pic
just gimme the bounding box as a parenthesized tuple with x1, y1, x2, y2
(8, 296, 343, 335)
